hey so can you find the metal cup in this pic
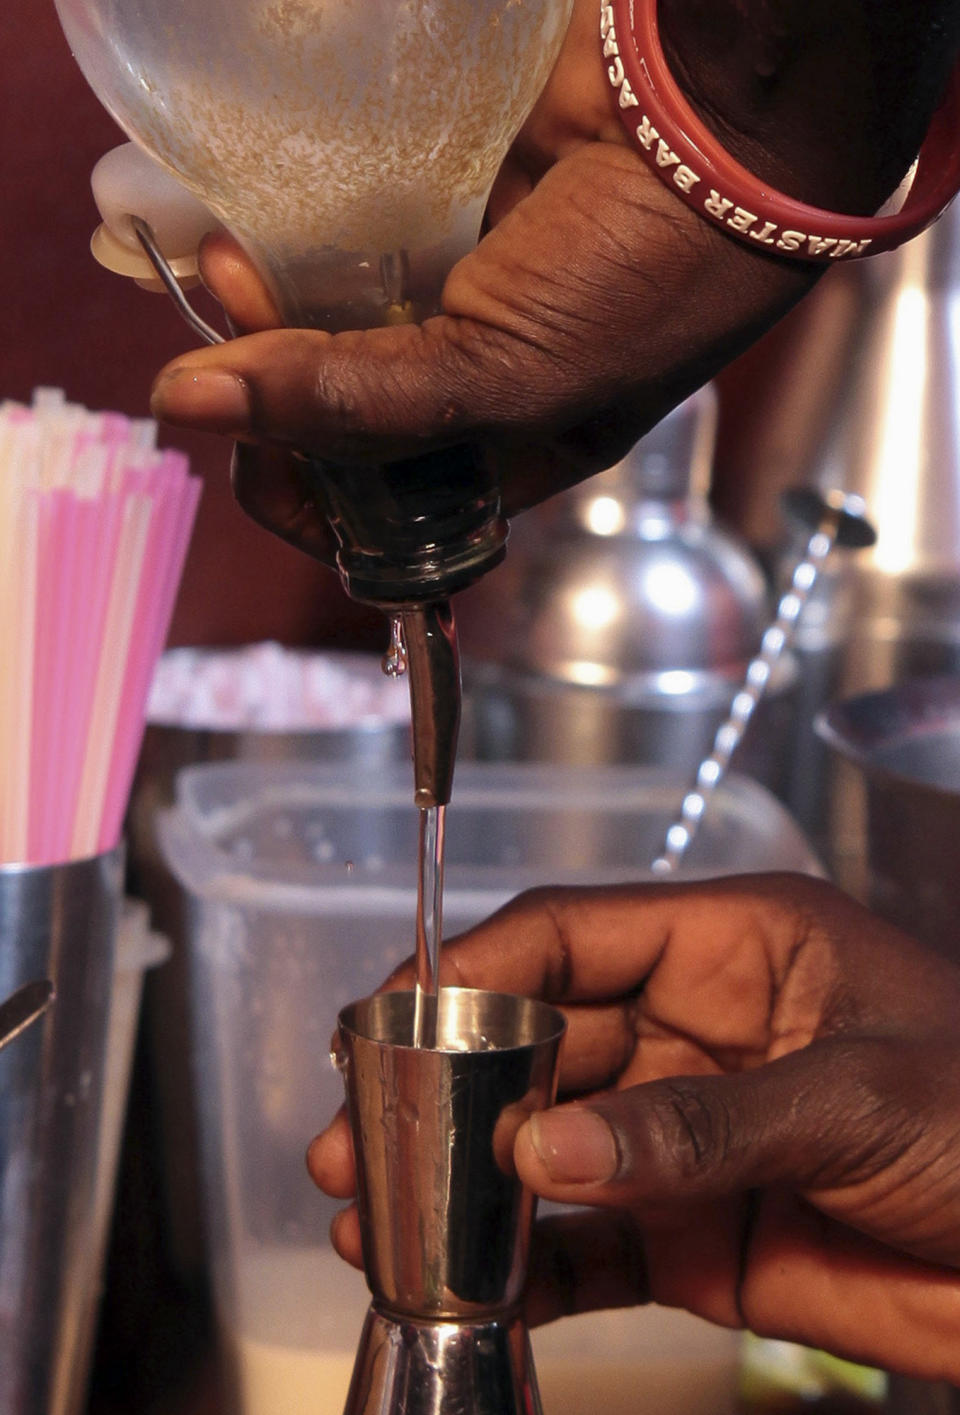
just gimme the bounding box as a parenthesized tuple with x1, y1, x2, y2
(0, 848, 123, 1415)
(816, 676, 960, 963)
(337, 987, 565, 1415)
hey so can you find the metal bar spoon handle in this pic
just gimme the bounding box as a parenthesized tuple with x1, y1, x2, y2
(652, 488, 876, 874)
(0, 979, 55, 1052)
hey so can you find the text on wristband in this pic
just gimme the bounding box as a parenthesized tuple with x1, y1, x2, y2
(600, 5, 873, 259)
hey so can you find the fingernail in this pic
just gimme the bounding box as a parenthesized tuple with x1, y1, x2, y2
(150, 367, 251, 430)
(527, 1108, 620, 1185)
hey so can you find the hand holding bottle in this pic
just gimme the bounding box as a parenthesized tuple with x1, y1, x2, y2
(149, 0, 960, 551)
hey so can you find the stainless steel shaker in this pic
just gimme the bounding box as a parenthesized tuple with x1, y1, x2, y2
(457, 388, 796, 791)
(816, 676, 960, 968)
(715, 198, 960, 860)
(337, 988, 565, 1415)
(0, 849, 123, 1415)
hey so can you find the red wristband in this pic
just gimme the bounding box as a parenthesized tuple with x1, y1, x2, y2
(602, 0, 960, 261)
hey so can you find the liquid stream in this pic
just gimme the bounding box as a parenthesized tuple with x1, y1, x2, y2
(413, 803, 445, 1049)
(382, 612, 447, 1050)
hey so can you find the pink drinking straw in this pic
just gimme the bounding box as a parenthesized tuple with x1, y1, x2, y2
(28, 489, 81, 863)
(98, 461, 201, 851)
(0, 393, 200, 864)
(46, 488, 127, 863)
(71, 490, 153, 860)
(0, 509, 18, 861)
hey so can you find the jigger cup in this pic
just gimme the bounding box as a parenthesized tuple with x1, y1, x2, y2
(337, 987, 565, 1415)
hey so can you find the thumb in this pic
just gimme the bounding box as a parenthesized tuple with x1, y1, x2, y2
(515, 1037, 919, 1215)
(150, 317, 520, 463)
(147, 147, 696, 470)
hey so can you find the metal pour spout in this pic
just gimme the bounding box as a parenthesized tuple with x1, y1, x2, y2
(400, 601, 461, 809)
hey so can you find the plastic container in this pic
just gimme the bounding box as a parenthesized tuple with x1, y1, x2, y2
(92, 901, 171, 1299)
(127, 645, 412, 1285)
(158, 760, 819, 1415)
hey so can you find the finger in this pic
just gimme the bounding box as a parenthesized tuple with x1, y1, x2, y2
(549, 1002, 643, 1096)
(511, 1035, 960, 1267)
(329, 1203, 364, 1270)
(524, 1209, 649, 1328)
(383, 934, 639, 1095)
(147, 146, 713, 460)
(369, 875, 835, 1097)
(741, 1193, 960, 1385)
(528, 1193, 960, 1382)
(199, 231, 282, 333)
(147, 313, 536, 461)
(307, 1106, 356, 1200)
(390, 874, 957, 1039)
(485, 154, 535, 228)
(230, 443, 340, 563)
(526, 1201, 747, 1331)
(513, 1052, 865, 1205)
(384, 881, 691, 1001)
(389, 876, 800, 1009)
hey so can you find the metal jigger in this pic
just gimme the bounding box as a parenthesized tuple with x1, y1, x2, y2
(337, 988, 565, 1415)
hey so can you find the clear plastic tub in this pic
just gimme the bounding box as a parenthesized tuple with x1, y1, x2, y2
(128, 646, 413, 1287)
(159, 761, 820, 1415)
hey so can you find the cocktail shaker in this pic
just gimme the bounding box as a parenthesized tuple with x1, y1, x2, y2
(714, 198, 960, 858)
(457, 389, 795, 790)
(337, 987, 565, 1415)
(0, 848, 123, 1415)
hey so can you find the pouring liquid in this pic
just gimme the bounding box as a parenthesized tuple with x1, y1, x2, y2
(413, 803, 446, 1049)
(383, 612, 450, 1050)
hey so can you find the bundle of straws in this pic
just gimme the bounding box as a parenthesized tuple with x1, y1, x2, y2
(0, 388, 201, 867)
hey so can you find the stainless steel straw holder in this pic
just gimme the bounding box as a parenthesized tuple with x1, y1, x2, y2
(0, 848, 123, 1415)
(337, 988, 565, 1415)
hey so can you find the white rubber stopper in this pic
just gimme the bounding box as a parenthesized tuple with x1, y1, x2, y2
(90, 143, 221, 290)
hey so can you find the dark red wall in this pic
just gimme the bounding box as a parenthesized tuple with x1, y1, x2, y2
(0, 4, 381, 650)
